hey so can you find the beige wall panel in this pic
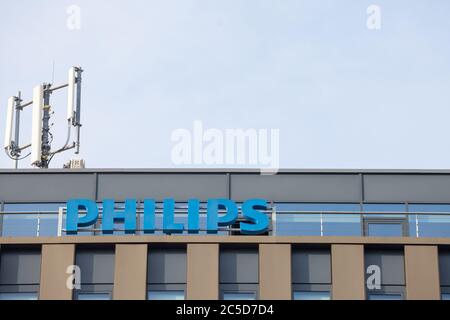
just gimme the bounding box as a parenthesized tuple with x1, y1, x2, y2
(39, 244, 75, 300)
(259, 244, 291, 300)
(405, 245, 440, 300)
(187, 244, 219, 300)
(331, 244, 366, 300)
(113, 244, 148, 300)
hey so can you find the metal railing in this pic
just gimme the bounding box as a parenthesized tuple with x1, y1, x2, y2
(274, 210, 450, 238)
(0, 208, 450, 238)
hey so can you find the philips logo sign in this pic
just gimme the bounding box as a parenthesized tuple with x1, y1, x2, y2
(66, 199, 270, 235)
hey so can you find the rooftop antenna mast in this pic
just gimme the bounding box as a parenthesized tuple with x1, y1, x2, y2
(4, 66, 84, 169)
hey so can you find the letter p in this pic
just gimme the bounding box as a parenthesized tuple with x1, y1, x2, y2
(207, 199, 238, 233)
(66, 199, 98, 234)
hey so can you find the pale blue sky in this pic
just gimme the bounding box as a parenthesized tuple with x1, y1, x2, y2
(1, 0, 450, 169)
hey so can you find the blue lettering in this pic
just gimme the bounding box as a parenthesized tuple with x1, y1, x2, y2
(66, 199, 98, 234)
(102, 199, 136, 234)
(162, 199, 184, 234)
(65, 198, 270, 235)
(187, 199, 200, 234)
(207, 199, 238, 234)
(241, 199, 270, 234)
(143, 199, 156, 234)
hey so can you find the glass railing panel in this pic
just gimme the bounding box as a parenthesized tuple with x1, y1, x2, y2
(322, 214, 362, 236)
(409, 205, 450, 238)
(275, 203, 361, 236)
(36, 214, 58, 237)
(415, 215, 450, 238)
(276, 214, 321, 236)
(1, 214, 39, 237)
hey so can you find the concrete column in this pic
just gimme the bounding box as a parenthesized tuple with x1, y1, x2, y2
(186, 244, 219, 300)
(39, 244, 75, 300)
(331, 244, 366, 300)
(259, 244, 291, 300)
(405, 245, 441, 300)
(113, 244, 148, 300)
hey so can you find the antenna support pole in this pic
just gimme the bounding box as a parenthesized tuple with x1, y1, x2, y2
(13, 92, 22, 169)
(74, 67, 83, 154)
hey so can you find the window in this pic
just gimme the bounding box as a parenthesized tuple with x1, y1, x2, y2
(147, 291, 184, 300)
(0, 246, 41, 300)
(363, 204, 407, 216)
(220, 246, 258, 300)
(275, 203, 361, 237)
(439, 248, 450, 300)
(0, 292, 38, 300)
(73, 246, 115, 300)
(223, 292, 256, 300)
(147, 246, 186, 300)
(363, 204, 408, 237)
(367, 223, 404, 237)
(293, 291, 330, 300)
(367, 294, 402, 300)
(365, 247, 405, 300)
(77, 293, 111, 300)
(291, 246, 331, 300)
(442, 294, 450, 300)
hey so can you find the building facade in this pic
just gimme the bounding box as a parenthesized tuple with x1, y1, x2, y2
(0, 169, 450, 300)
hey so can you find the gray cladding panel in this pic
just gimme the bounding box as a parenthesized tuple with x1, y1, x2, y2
(147, 248, 186, 284)
(231, 174, 361, 202)
(365, 249, 405, 286)
(292, 248, 331, 284)
(220, 248, 259, 284)
(76, 248, 115, 284)
(0, 173, 95, 202)
(0, 248, 41, 285)
(5, 171, 450, 204)
(439, 250, 450, 286)
(97, 174, 228, 201)
(364, 175, 450, 203)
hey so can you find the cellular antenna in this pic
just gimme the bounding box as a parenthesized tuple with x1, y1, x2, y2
(3, 66, 84, 169)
